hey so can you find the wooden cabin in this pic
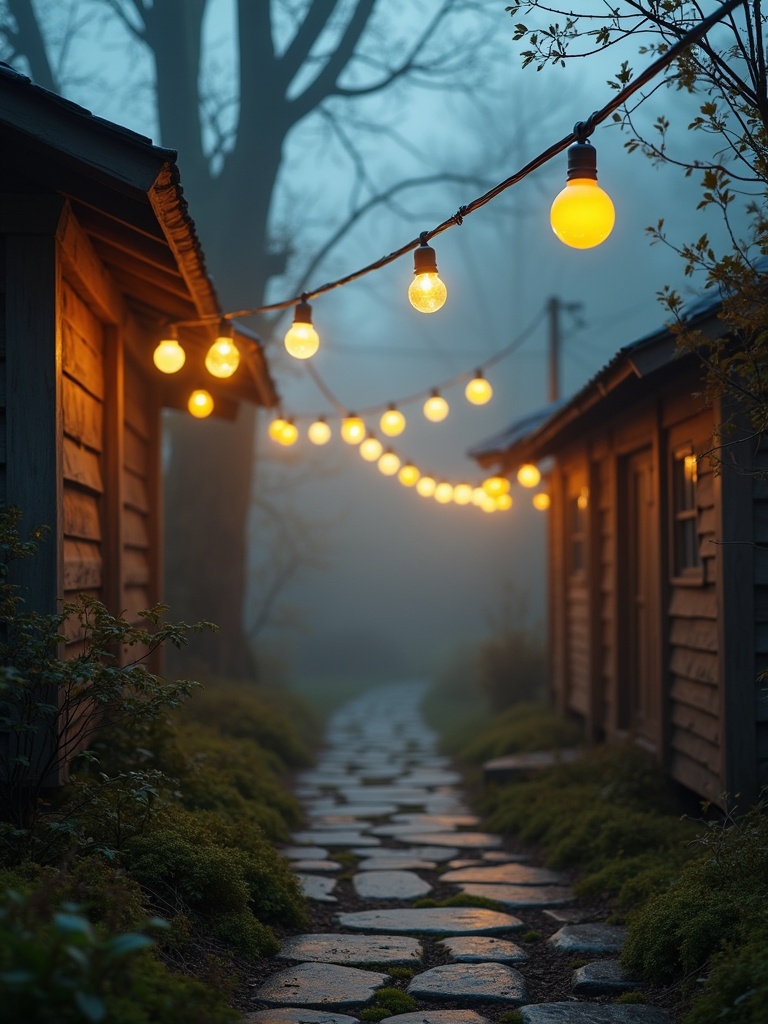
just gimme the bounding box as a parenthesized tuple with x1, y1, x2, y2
(0, 64, 277, 784)
(471, 295, 767, 809)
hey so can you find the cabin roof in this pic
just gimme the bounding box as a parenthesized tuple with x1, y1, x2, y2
(0, 62, 278, 411)
(469, 287, 726, 470)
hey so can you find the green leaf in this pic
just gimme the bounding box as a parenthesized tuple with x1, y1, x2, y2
(106, 932, 155, 958)
(75, 992, 107, 1023)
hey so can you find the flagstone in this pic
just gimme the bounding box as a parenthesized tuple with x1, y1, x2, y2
(403, 832, 502, 849)
(456, 882, 574, 908)
(244, 1010, 360, 1024)
(482, 851, 529, 863)
(312, 804, 398, 818)
(572, 959, 642, 995)
(336, 907, 523, 935)
(548, 923, 627, 953)
(353, 845, 459, 862)
(281, 846, 328, 860)
(399, 770, 463, 786)
(296, 874, 338, 902)
(277, 933, 422, 966)
(290, 860, 343, 872)
(352, 870, 432, 900)
(518, 1004, 670, 1023)
(255, 963, 388, 1009)
(442, 863, 567, 886)
(292, 831, 380, 847)
(337, 786, 432, 805)
(406, 962, 526, 1004)
(357, 857, 438, 872)
(438, 935, 529, 963)
(392, 813, 480, 827)
(379, 1013, 490, 1024)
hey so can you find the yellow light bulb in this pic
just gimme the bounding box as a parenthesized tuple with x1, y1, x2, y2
(188, 389, 214, 418)
(284, 300, 320, 359)
(380, 405, 406, 437)
(434, 482, 454, 504)
(550, 141, 614, 249)
(517, 463, 541, 488)
(269, 417, 287, 442)
(408, 240, 447, 313)
(465, 373, 493, 405)
(416, 475, 436, 497)
(471, 487, 487, 506)
(496, 493, 513, 511)
(483, 475, 510, 498)
(308, 418, 332, 445)
(341, 415, 365, 445)
(533, 492, 551, 511)
(205, 324, 240, 378)
(378, 451, 401, 476)
(398, 463, 420, 487)
(577, 486, 589, 510)
(153, 335, 185, 373)
(453, 483, 473, 505)
(423, 392, 449, 423)
(360, 435, 384, 462)
(279, 420, 299, 446)
(481, 496, 498, 513)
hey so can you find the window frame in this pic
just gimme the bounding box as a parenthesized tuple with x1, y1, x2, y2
(670, 445, 703, 585)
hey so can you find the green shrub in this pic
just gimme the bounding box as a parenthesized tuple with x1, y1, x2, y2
(457, 703, 583, 764)
(369, 987, 417, 1014)
(686, 927, 768, 1023)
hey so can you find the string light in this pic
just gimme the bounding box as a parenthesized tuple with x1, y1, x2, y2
(279, 419, 299, 446)
(360, 433, 384, 462)
(517, 463, 542, 488)
(284, 300, 320, 360)
(434, 482, 454, 504)
(471, 487, 486, 506)
(188, 389, 214, 418)
(453, 483, 473, 505)
(308, 417, 332, 445)
(380, 404, 406, 437)
(408, 237, 447, 313)
(550, 139, 615, 249)
(378, 450, 401, 476)
(341, 415, 365, 445)
(205, 321, 240, 378)
(483, 475, 510, 498)
(423, 390, 449, 423)
(496, 494, 513, 511)
(533, 492, 551, 510)
(268, 417, 287, 442)
(465, 371, 492, 406)
(416, 475, 436, 497)
(153, 328, 185, 373)
(398, 463, 420, 487)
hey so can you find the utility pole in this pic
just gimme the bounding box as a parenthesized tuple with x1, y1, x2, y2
(547, 296, 583, 402)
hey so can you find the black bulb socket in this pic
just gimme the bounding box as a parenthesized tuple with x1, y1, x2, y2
(413, 241, 439, 275)
(566, 141, 598, 181)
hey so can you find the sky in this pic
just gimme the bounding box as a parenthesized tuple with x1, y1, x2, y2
(42, 1, 742, 685)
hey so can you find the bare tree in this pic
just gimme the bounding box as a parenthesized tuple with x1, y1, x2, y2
(1, 0, 503, 677)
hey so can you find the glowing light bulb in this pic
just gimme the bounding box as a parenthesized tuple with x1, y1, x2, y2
(471, 487, 487, 506)
(269, 417, 287, 443)
(550, 141, 615, 249)
(465, 371, 493, 406)
(341, 415, 365, 445)
(408, 239, 447, 313)
(279, 419, 299, 446)
(517, 463, 541, 488)
(153, 329, 185, 373)
(577, 486, 589, 510)
(496, 494, 513, 511)
(481, 496, 498, 513)
(380, 404, 406, 437)
(483, 475, 510, 498)
(284, 300, 320, 359)
(205, 322, 240, 378)
(378, 450, 401, 476)
(188, 389, 214, 418)
(533, 492, 551, 511)
(398, 463, 420, 487)
(416, 475, 436, 497)
(308, 418, 331, 445)
(434, 482, 454, 504)
(453, 483, 473, 505)
(360, 434, 384, 462)
(423, 391, 449, 423)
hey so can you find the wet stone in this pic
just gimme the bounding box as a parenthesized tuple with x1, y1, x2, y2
(482, 851, 528, 863)
(544, 907, 599, 925)
(392, 813, 479, 827)
(572, 959, 641, 995)
(352, 870, 432, 900)
(353, 845, 459, 863)
(404, 832, 502, 849)
(407, 962, 526, 1004)
(438, 935, 529, 964)
(518, 1003, 671, 1023)
(292, 831, 380, 848)
(282, 847, 328, 861)
(277, 933, 422, 966)
(314, 804, 399, 818)
(357, 857, 438, 872)
(336, 907, 523, 935)
(548, 923, 627, 954)
(290, 860, 342, 872)
(442, 863, 566, 886)
(379, 1013, 490, 1024)
(399, 770, 463, 786)
(338, 786, 432, 805)
(256, 963, 388, 1009)
(296, 874, 337, 902)
(244, 1010, 360, 1024)
(456, 882, 574, 908)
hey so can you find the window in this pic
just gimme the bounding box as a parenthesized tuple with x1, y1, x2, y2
(569, 486, 589, 574)
(672, 448, 701, 577)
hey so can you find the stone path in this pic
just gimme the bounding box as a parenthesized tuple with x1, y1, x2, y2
(242, 682, 672, 1024)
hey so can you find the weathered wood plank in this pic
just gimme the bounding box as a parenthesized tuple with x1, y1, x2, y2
(123, 425, 147, 476)
(124, 360, 152, 441)
(63, 537, 102, 592)
(63, 375, 103, 452)
(123, 547, 150, 586)
(696, 470, 714, 510)
(670, 646, 719, 685)
(671, 702, 720, 745)
(123, 508, 149, 548)
(63, 437, 103, 493)
(63, 487, 101, 542)
(669, 587, 717, 620)
(671, 675, 719, 715)
(122, 469, 149, 513)
(121, 585, 150, 624)
(670, 751, 722, 802)
(698, 506, 716, 536)
(671, 726, 719, 768)
(670, 616, 718, 653)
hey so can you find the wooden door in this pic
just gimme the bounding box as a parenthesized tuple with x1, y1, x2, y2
(619, 447, 659, 748)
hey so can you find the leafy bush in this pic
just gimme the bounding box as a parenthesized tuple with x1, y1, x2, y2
(686, 927, 768, 1023)
(456, 702, 583, 763)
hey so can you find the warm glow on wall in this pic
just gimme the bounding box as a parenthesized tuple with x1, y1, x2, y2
(188, 389, 214, 418)
(341, 415, 366, 445)
(423, 391, 449, 423)
(577, 486, 589, 510)
(465, 372, 493, 406)
(153, 330, 185, 373)
(416, 475, 436, 497)
(517, 463, 541, 488)
(205, 322, 240, 378)
(308, 418, 331, 445)
(380, 405, 406, 437)
(398, 463, 420, 487)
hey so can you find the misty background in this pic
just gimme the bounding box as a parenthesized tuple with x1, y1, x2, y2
(11, 1, 735, 686)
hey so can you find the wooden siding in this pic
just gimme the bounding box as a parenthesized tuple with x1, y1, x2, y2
(122, 357, 153, 625)
(596, 454, 614, 733)
(752, 443, 768, 791)
(566, 581, 589, 715)
(0, 237, 5, 504)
